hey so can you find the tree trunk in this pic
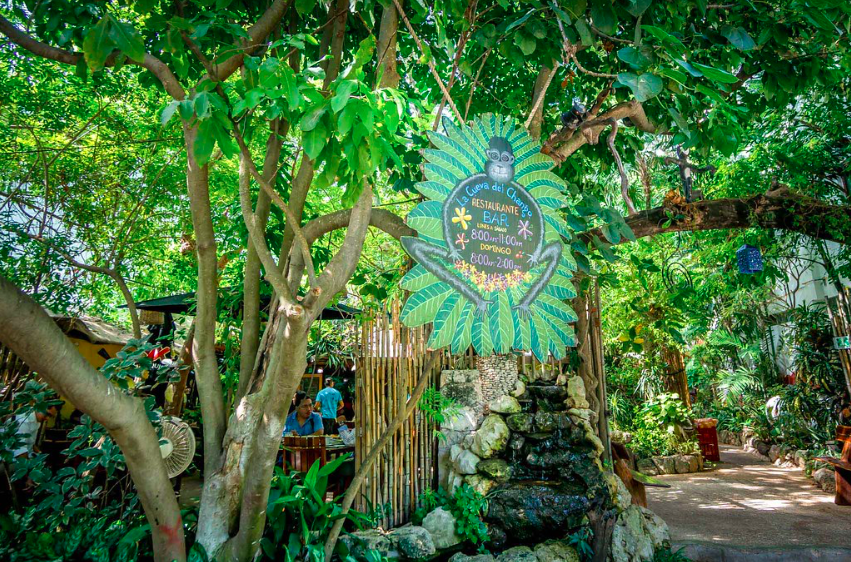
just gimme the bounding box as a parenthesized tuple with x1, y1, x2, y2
(0, 276, 185, 562)
(184, 124, 228, 551)
(376, 0, 402, 89)
(238, 130, 282, 399)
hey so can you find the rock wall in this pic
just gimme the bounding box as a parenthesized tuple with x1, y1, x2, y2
(476, 354, 520, 404)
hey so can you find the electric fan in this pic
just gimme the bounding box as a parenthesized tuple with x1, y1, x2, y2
(159, 416, 196, 478)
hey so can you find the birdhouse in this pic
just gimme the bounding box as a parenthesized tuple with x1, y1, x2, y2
(736, 244, 763, 274)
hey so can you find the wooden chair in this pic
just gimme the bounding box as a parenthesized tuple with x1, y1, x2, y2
(282, 436, 326, 472)
(815, 425, 851, 506)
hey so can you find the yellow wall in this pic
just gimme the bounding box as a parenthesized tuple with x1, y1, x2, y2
(56, 338, 125, 420)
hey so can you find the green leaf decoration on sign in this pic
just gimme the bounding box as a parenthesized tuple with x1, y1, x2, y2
(399, 281, 453, 327)
(400, 115, 579, 361)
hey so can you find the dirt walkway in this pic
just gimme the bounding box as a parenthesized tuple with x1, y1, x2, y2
(646, 445, 851, 559)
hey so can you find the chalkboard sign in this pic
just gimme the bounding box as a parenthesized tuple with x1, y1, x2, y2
(399, 115, 577, 361)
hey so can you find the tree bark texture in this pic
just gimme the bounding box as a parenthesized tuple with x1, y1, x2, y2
(238, 130, 283, 399)
(0, 276, 185, 562)
(376, 1, 402, 89)
(183, 125, 227, 541)
(583, 187, 851, 246)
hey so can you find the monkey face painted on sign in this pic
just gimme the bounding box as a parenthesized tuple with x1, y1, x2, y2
(485, 137, 515, 184)
(401, 135, 562, 318)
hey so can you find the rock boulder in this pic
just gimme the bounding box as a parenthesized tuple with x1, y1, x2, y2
(389, 526, 435, 559)
(471, 415, 510, 458)
(422, 507, 462, 549)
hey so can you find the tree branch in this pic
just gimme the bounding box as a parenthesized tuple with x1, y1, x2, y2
(582, 187, 851, 245)
(20, 232, 142, 338)
(208, 0, 294, 83)
(603, 119, 637, 215)
(391, 0, 464, 123)
(0, 16, 185, 100)
(0, 276, 184, 562)
(542, 100, 655, 164)
(231, 124, 318, 290)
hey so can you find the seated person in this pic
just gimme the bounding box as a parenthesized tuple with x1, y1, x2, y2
(284, 392, 324, 437)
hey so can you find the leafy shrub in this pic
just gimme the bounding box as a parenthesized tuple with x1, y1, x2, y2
(262, 454, 377, 561)
(413, 484, 489, 549)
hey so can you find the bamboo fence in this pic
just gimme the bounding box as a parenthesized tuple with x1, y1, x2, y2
(0, 343, 33, 401)
(354, 301, 448, 527)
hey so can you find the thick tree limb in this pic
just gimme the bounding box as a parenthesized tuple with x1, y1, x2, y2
(302, 183, 375, 317)
(0, 276, 185, 562)
(301, 207, 414, 244)
(543, 100, 656, 164)
(237, 153, 294, 306)
(376, 0, 402, 88)
(525, 63, 558, 138)
(183, 124, 227, 498)
(0, 16, 185, 100)
(322, 0, 349, 89)
(231, 124, 318, 290)
(582, 188, 851, 245)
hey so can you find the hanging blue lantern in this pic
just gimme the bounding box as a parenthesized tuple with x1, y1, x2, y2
(736, 244, 763, 274)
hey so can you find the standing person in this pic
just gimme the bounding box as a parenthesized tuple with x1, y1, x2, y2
(283, 392, 324, 437)
(315, 378, 343, 434)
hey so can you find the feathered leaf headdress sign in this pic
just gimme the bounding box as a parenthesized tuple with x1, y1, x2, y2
(399, 114, 577, 361)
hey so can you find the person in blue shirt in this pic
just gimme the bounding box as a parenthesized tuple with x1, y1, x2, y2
(315, 378, 343, 435)
(284, 392, 324, 437)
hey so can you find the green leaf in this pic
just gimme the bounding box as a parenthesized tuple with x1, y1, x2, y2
(107, 18, 146, 62)
(692, 62, 739, 84)
(451, 301, 475, 355)
(300, 102, 328, 131)
(658, 67, 688, 84)
(400, 264, 438, 291)
(303, 123, 328, 160)
(296, 0, 317, 16)
(194, 92, 211, 120)
(429, 293, 464, 349)
(471, 315, 494, 356)
(331, 80, 358, 113)
(642, 24, 685, 55)
(193, 120, 217, 166)
(617, 46, 654, 70)
(590, 0, 616, 35)
(667, 107, 691, 138)
(574, 18, 593, 46)
(160, 101, 179, 126)
(625, 0, 652, 17)
(516, 34, 536, 56)
(673, 59, 702, 77)
(281, 65, 300, 109)
(507, 9, 537, 32)
(406, 201, 444, 242)
(617, 72, 663, 102)
(550, 1, 572, 25)
(721, 25, 755, 51)
(592, 235, 618, 262)
(82, 18, 115, 72)
(399, 280, 453, 327)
